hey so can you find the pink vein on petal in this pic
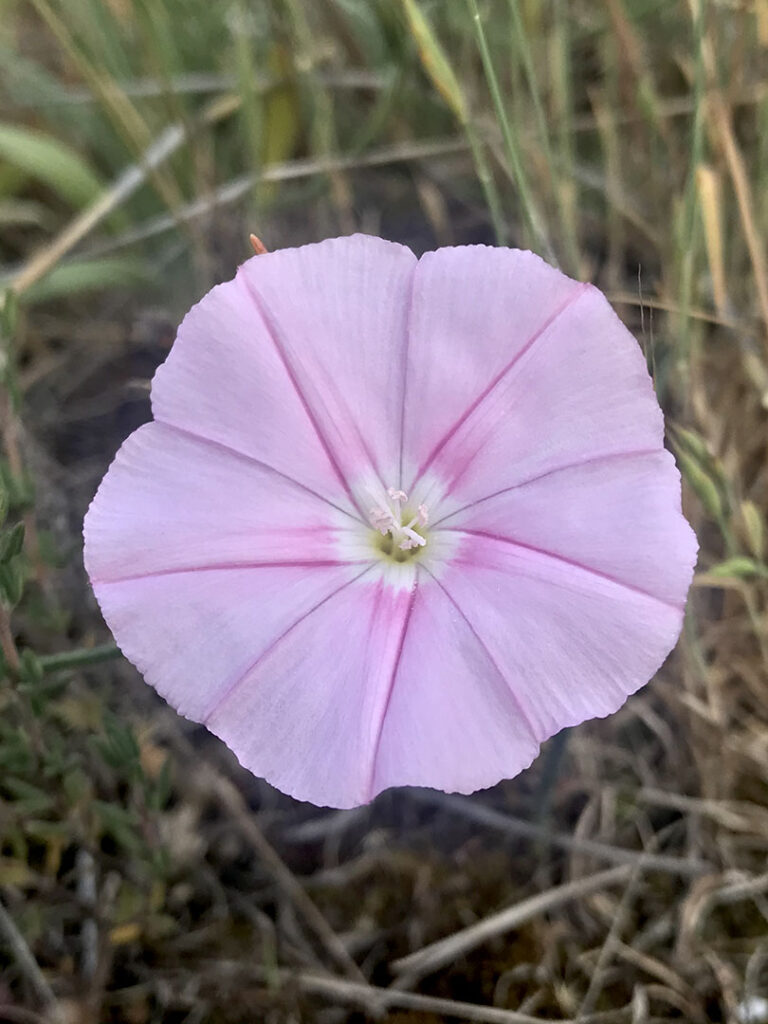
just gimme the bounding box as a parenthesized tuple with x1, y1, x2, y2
(431, 447, 662, 528)
(408, 282, 590, 491)
(155, 419, 365, 525)
(445, 528, 684, 612)
(366, 571, 419, 800)
(237, 271, 366, 520)
(91, 559, 373, 587)
(201, 563, 376, 726)
(421, 564, 539, 744)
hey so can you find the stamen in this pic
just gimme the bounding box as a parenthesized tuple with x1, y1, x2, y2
(369, 487, 429, 557)
(399, 528, 427, 550)
(369, 507, 395, 534)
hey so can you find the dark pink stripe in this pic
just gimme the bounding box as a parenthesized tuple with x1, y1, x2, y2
(93, 558, 372, 587)
(447, 528, 683, 612)
(431, 447, 661, 528)
(201, 563, 375, 725)
(365, 572, 419, 800)
(409, 283, 588, 491)
(238, 271, 366, 519)
(421, 565, 539, 743)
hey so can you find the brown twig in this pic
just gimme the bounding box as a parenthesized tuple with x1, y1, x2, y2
(0, 603, 20, 675)
(0, 899, 65, 1022)
(0, 390, 47, 591)
(203, 962, 615, 1024)
(202, 767, 366, 984)
(408, 790, 713, 878)
(392, 865, 631, 979)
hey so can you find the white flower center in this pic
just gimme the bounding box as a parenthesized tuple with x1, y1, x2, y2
(369, 487, 429, 557)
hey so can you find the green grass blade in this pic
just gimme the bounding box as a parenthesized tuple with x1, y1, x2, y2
(0, 123, 103, 209)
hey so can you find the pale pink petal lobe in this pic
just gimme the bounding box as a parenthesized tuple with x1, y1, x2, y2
(370, 571, 540, 797)
(150, 267, 357, 515)
(437, 450, 697, 606)
(402, 246, 579, 487)
(84, 422, 362, 584)
(435, 533, 687, 742)
(92, 563, 370, 725)
(206, 578, 417, 808)
(238, 234, 417, 501)
(405, 251, 664, 519)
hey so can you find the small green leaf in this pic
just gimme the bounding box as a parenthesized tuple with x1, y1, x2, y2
(18, 648, 43, 685)
(673, 426, 712, 462)
(0, 123, 103, 208)
(0, 289, 18, 339)
(0, 522, 25, 563)
(676, 449, 725, 522)
(741, 500, 764, 560)
(0, 560, 24, 606)
(24, 819, 72, 842)
(92, 800, 143, 854)
(3, 777, 56, 815)
(709, 557, 768, 580)
(62, 767, 92, 805)
(20, 257, 148, 306)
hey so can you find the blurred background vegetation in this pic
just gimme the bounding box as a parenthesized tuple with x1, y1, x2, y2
(1, 0, 768, 1021)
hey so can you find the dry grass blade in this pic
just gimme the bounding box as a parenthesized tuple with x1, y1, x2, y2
(295, 972, 548, 1022)
(202, 767, 366, 984)
(9, 96, 239, 297)
(409, 791, 714, 877)
(605, 291, 745, 331)
(392, 865, 630, 978)
(575, 862, 648, 1021)
(696, 164, 728, 314)
(694, 3, 768, 347)
(79, 136, 471, 256)
(232, 966, 600, 1024)
(0, 899, 65, 1022)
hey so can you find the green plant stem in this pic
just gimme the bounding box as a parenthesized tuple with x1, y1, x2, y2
(39, 643, 122, 674)
(467, 0, 551, 259)
(507, 0, 578, 272)
(678, 0, 707, 360)
(400, 0, 507, 245)
(464, 124, 508, 246)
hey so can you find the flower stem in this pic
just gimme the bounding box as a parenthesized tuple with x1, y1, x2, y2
(38, 643, 122, 674)
(0, 605, 20, 675)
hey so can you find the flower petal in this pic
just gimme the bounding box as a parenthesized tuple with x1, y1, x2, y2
(206, 575, 417, 808)
(402, 246, 580, 487)
(150, 262, 359, 515)
(237, 234, 417, 507)
(435, 450, 697, 607)
(404, 249, 664, 518)
(92, 563, 372, 727)
(84, 422, 364, 584)
(371, 571, 540, 797)
(433, 532, 686, 743)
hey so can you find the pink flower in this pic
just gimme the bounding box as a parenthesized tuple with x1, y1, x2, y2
(84, 235, 697, 808)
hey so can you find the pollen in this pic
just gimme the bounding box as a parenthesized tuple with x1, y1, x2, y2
(369, 487, 429, 562)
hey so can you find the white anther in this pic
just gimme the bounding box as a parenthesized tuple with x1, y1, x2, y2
(369, 507, 395, 534)
(399, 527, 427, 550)
(370, 486, 429, 554)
